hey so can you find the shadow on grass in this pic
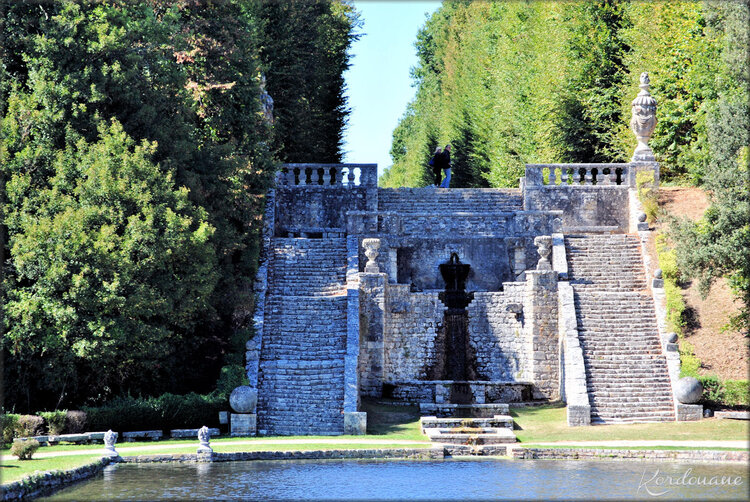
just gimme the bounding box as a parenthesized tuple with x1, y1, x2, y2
(361, 398, 422, 438)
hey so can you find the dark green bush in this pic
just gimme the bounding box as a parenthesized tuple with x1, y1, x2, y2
(2, 414, 20, 444)
(16, 415, 44, 437)
(39, 410, 67, 435)
(83, 393, 226, 432)
(11, 439, 40, 460)
(215, 365, 249, 398)
(65, 410, 88, 434)
(699, 376, 750, 409)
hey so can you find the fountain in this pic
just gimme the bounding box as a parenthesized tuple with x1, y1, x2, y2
(433, 253, 477, 384)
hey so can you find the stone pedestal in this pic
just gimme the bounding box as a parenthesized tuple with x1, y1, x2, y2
(676, 404, 703, 422)
(525, 269, 560, 400)
(358, 273, 387, 397)
(231, 413, 257, 436)
(344, 411, 367, 435)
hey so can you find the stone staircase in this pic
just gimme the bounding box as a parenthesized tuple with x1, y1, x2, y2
(378, 188, 523, 213)
(420, 415, 516, 453)
(565, 234, 675, 424)
(257, 237, 349, 435)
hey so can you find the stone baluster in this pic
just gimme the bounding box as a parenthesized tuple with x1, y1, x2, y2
(599, 168, 611, 185)
(347, 167, 356, 186)
(584, 168, 593, 185)
(548, 166, 557, 185)
(310, 167, 319, 185)
(298, 167, 307, 186)
(560, 167, 569, 184)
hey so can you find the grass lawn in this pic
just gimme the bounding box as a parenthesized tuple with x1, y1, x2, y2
(0, 454, 103, 485)
(511, 403, 750, 443)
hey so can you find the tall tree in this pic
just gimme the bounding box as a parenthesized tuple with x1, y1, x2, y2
(248, 0, 360, 162)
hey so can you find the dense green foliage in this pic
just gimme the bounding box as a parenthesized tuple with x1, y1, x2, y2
(249, 0, 360, 162)
(668, 1, 750, 331)
(385, 0, 748, 328)
(1, 0, 358, 412)
(82, 392, 225, 432)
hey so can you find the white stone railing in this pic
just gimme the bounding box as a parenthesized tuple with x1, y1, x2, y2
(525, 163, 631, 187)
(277, 163, 378, 188)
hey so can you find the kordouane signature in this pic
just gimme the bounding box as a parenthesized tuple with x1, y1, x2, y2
(638, 468, 744, 497)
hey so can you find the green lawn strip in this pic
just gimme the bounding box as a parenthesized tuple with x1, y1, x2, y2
(0, 454, 103, 485)
(517, 444, 746, 452)
(511, 404, 750, 442)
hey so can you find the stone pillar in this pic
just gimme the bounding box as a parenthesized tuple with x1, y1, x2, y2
(358, 272, 387, 398)
(525, 269, 560, 401)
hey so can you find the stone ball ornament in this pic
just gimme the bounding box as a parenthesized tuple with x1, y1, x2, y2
(675, 377, 703, 404)
(230, 386, 258, 414)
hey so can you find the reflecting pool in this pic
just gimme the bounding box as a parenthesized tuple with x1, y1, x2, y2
(43, 458, 748, 501)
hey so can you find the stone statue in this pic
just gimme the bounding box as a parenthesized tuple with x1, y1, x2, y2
(630, 72, 658, 162)
(197, 425, 213, 454)
(259, 74, 274, 124)
(103, 429, 118, 458)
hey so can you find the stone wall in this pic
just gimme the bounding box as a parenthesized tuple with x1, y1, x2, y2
(393, 237, 511, 292)
(468, 287, 529, 381)
(524, 186, 629, 233)
(382, 289, 443, 383)
(378, 283, 535, 386)
(274, 186, 375, 235)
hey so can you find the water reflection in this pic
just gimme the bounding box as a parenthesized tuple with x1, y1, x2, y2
(42, 458, 749, 501)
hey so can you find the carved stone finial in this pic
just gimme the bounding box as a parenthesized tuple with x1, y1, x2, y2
(103, 429, 118, 458)
(197, 425, 213, 454)
(631, 72, 658, 162)
(534, 236, 553, 271)
(362, 238, 381, 274)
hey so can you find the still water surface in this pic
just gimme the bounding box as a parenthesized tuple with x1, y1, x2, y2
(43, 458, 748, 501)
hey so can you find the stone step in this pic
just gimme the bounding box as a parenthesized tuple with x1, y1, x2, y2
(423, 427, 516, 445)
(419, 403, 510, 418)
(420, 415, 514, 430)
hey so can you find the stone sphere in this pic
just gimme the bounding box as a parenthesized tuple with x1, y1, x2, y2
(638, 212, 648, 223)
(654, 268, 663, 279)
(675, 377, 703, 404)
(229, 386, 257, 413)
(663, 332, 678, 344)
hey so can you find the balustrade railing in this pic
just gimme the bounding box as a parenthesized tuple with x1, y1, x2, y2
(277, 163, 377, 188)
(525, 164, 631, 187)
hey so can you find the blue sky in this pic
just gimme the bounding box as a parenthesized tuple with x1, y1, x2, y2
(343, 1, 442, 176)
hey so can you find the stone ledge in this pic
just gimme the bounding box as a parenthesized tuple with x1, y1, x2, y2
(1, 458, 112, 501)
(512, 447, 748, 463)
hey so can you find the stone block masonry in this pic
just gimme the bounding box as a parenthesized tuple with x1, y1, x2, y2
(250, 160, 671, 434)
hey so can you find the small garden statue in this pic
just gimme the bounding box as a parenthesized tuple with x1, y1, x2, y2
(197, 425, 213, 454)
(103, 430, 118, 458)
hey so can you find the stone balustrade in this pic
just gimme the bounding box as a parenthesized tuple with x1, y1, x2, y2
(277, 163, 377, 188)
(525, 163, 631, 187)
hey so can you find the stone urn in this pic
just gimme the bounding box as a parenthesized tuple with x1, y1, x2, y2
(631, 72, 658, 162)
(229, 386, 258, 414)
(534, 236, 553, 271)
(675, 377, 703, 404)
(362, 238, 381, 274)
